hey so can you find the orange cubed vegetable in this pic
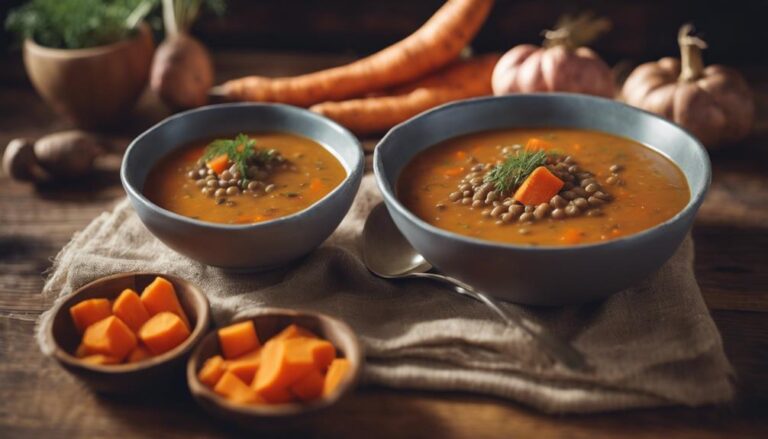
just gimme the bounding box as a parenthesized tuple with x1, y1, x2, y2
(218, 320, 261, 359)
(513, 166, 564, 206)
(442, 166, 465, 177)
(127, 345, 151, 363)
(560, 228, 584, 244)
(82, 316, 137, 360)
(272, 324, 318, 342)
(139, 312, 191, 355)
(253, 339, 314, 403)
(75, 343, 88, 358)
(112, 289, 150, 332)
(309, 178, 325, 192)
(290, 368, 325, 402)
(199, 355, 228, 388)
(301, 338, 336, 371)
(69, 298, 112, 333)
(214, 371, 263, 404)
(207, 154, 230, 175)
(323, 358, 351, 397)
(226, 349, 262, 384)
(140, 277, 190, 329)
(526, 138, 553, 151)
(80, 354, 121, 365)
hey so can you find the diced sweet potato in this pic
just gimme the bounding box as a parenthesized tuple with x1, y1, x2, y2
(253, 339, 314, 403)
(127, 345, 151, 363)
(112, 289, 150, 332)
(218, 320, 261, 359)
(75, 343, 88, 358)
(214, 371, 263, 404)
(198, 355, 228, 388)
(282, 337, 336, 371)
(139, 312, 191, 355)
(82, 316, 137, 360)
(140, 277, 190, 329)
(323, 358, 351, 397)
(272, 324, 318, 342)
(290, 369, 325, 401)
(226, 349, 262, 384)
(81, 354, 121, 365)
(69, 298, 112, 333)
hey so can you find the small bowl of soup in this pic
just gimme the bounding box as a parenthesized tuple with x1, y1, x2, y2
(374, 94, 710, 305)
(121, 103, 364, 270)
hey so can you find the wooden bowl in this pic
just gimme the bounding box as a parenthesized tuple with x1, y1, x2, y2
(187, 308, 363, 428)
(43, 272, 211, 394)
(23, 23, 154, 128)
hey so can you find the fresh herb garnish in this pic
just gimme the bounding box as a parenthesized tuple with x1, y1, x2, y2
(202, 133, 276, 185)
(484, 149, 548, 193)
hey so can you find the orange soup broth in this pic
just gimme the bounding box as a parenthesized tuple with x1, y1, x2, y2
(144, 133, 346, 225)
(397, 128, 690, 246)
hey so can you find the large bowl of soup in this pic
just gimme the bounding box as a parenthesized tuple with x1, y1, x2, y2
(122, 103, 363, 270)
(374, 94, 710, 305)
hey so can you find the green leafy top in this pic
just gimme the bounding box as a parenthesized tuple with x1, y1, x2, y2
(484, 149, 548, 194)
(203, 133, 276, 184)
(5, 0, 157, 49)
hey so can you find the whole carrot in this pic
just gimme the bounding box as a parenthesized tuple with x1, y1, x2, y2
(219, 0, 494, 107)
(310, 54, 500, 135)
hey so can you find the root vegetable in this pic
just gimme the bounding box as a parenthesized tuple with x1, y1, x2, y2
(2, 138, 46, 182)
(3, 130, 103, 183)
(220, 0, 494, 107)
(621, 24, 754, 149)
(492, 13, 614, 97)
(150, 0, 216, 110)
(310, 54, 500, 135)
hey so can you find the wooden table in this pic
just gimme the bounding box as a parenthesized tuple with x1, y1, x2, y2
(1, 51, 767, 439)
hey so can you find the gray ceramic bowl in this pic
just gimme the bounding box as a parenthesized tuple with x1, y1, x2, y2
(122, 103, 363, 270)
(374, 94, 710, 305)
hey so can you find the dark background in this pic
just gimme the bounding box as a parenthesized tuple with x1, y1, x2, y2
(1, 0, 767, 67)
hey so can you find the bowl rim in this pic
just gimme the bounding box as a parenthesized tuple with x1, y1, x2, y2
(374, 93, 712, 251)
(120, 102, 364, 230)
(186, 307, 363, 417)
(45, 272, 211, 373)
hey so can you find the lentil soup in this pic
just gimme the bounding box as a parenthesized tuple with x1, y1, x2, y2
(144, 132, 346, 224)
(397, 128, 689, 246)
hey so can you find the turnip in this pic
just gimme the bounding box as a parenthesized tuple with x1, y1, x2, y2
(150, 0, 223, 110)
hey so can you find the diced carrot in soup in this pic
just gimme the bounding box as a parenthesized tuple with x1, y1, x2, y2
(206, 155, 230, 175)
(513, 167, 564, 206)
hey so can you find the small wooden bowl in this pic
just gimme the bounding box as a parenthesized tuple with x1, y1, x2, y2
(187, 308, 363, 427)
(43, 272, 211, 394)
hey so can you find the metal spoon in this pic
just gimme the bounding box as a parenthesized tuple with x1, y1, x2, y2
(362, 203, 590, 372)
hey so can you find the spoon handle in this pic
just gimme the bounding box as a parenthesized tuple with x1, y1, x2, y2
(410, 272, 591, 372)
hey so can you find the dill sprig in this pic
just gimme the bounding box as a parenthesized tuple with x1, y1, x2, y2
(484, 149, 548, 193)
(202, 133, 275, 184)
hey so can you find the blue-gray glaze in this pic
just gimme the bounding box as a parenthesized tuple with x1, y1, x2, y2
(374, 94, 711, 305)
(121, 103, 364, 270)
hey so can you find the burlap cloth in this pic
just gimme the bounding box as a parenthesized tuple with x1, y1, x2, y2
(36, 174, 733, 413)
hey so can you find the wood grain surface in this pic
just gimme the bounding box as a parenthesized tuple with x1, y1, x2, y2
(1, 51, 767, 438)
